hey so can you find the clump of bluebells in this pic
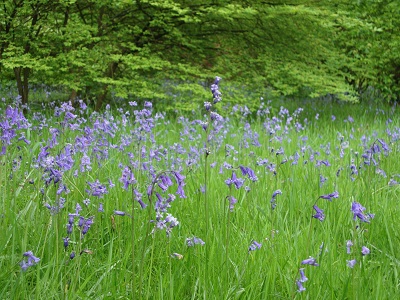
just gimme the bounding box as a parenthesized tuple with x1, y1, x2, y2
(148, 171, 186, 237)
(20, 251, 40, 271)
(351, 201, 374, 223)
(64, 203, 95, 259)
(0, 106, 31, 155)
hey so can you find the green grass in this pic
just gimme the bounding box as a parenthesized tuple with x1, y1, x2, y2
(0, 98, 399, 299)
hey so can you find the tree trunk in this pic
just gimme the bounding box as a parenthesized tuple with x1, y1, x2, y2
(14, 67, 30, 111)
(94, 62, 118, 111)
(69, 89, 78, 107)
(95, 85, 108, 111)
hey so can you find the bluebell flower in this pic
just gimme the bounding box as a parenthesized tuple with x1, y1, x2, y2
(134, 189, 147, 209)
(120, 167, 136, 190)
(361, 246, 370, 256)
(347, 259, 357, 268)
(248, 240, 262, 252)
(312, 205, 325, 221)
(301, 257, 319, 266)
(299, 268, 308, 282)
(63, 237, 70, 248)
(78, 216, 85, 227)
(176, 182, 186, 198)
(239, 165, 258, 182)
(346, 240, 353, 254)
(319, 191, 339, 201)
(351, 201, 374, 222)
(186, 236, 205, 247)
(270, 190, 282, 210)
(114, 210, 127, 216)
(21, 251, 40, 271)
(296, 280, 306, 292)
(86, 180, 108, 198)
(67, 223, 73, 235)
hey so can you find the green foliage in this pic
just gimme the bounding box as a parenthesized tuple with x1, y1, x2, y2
(1, 0, 400, 108)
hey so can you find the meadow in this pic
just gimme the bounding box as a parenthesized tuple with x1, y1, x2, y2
(1, 80, 400, 299)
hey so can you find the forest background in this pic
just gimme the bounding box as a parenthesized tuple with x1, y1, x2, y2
(1, 0, 399, 112)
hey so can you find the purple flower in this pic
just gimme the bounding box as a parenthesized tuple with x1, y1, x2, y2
(63, 237, 70, 248)
(361, 246, 370, 256)
(312, 205, 325, 221)
(346, 240, 353, 254)
(67, 223, 73, 235)
(86, 180, 108, 198)
(296, 280, 306, 292)
(81, 217, 94, 236)
(98, 203, 104, 212)
(114, 210, 127, 216)
(377, 138, 389, 153)
(248, 240, 262, 252)
(67, 213, 76, 225)
(270, 189, 282, 210)
(299, 268, 308, 282)
(351, 201, 373, 222)
(227, 195, 237, 212)
(176, 182, 186, 198)
(173, 171, 185, 184)
(134, 189, 147, 209)
(225, 171, 245, 189)
(120, 166, 136, 190)
(210, 76, 222, 104)
(21, 251, 40, 271)
(347, 259, 357, 268)
(78, 216, 85, 227)
(301, 257, 319, 266)
(70, 251, 76, 260)
(186, 236, 205, 247)
(319, 191, 339, 201)
(75, 203, 82, 215)
(239, 165, 258, 182)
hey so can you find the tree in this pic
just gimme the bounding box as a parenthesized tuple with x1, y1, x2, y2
(1, 0, 399, 111)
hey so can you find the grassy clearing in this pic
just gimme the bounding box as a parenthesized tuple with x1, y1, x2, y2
(0, 93, 399, 299)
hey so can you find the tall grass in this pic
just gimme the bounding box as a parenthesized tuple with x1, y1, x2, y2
(0, 93, 399, 299)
